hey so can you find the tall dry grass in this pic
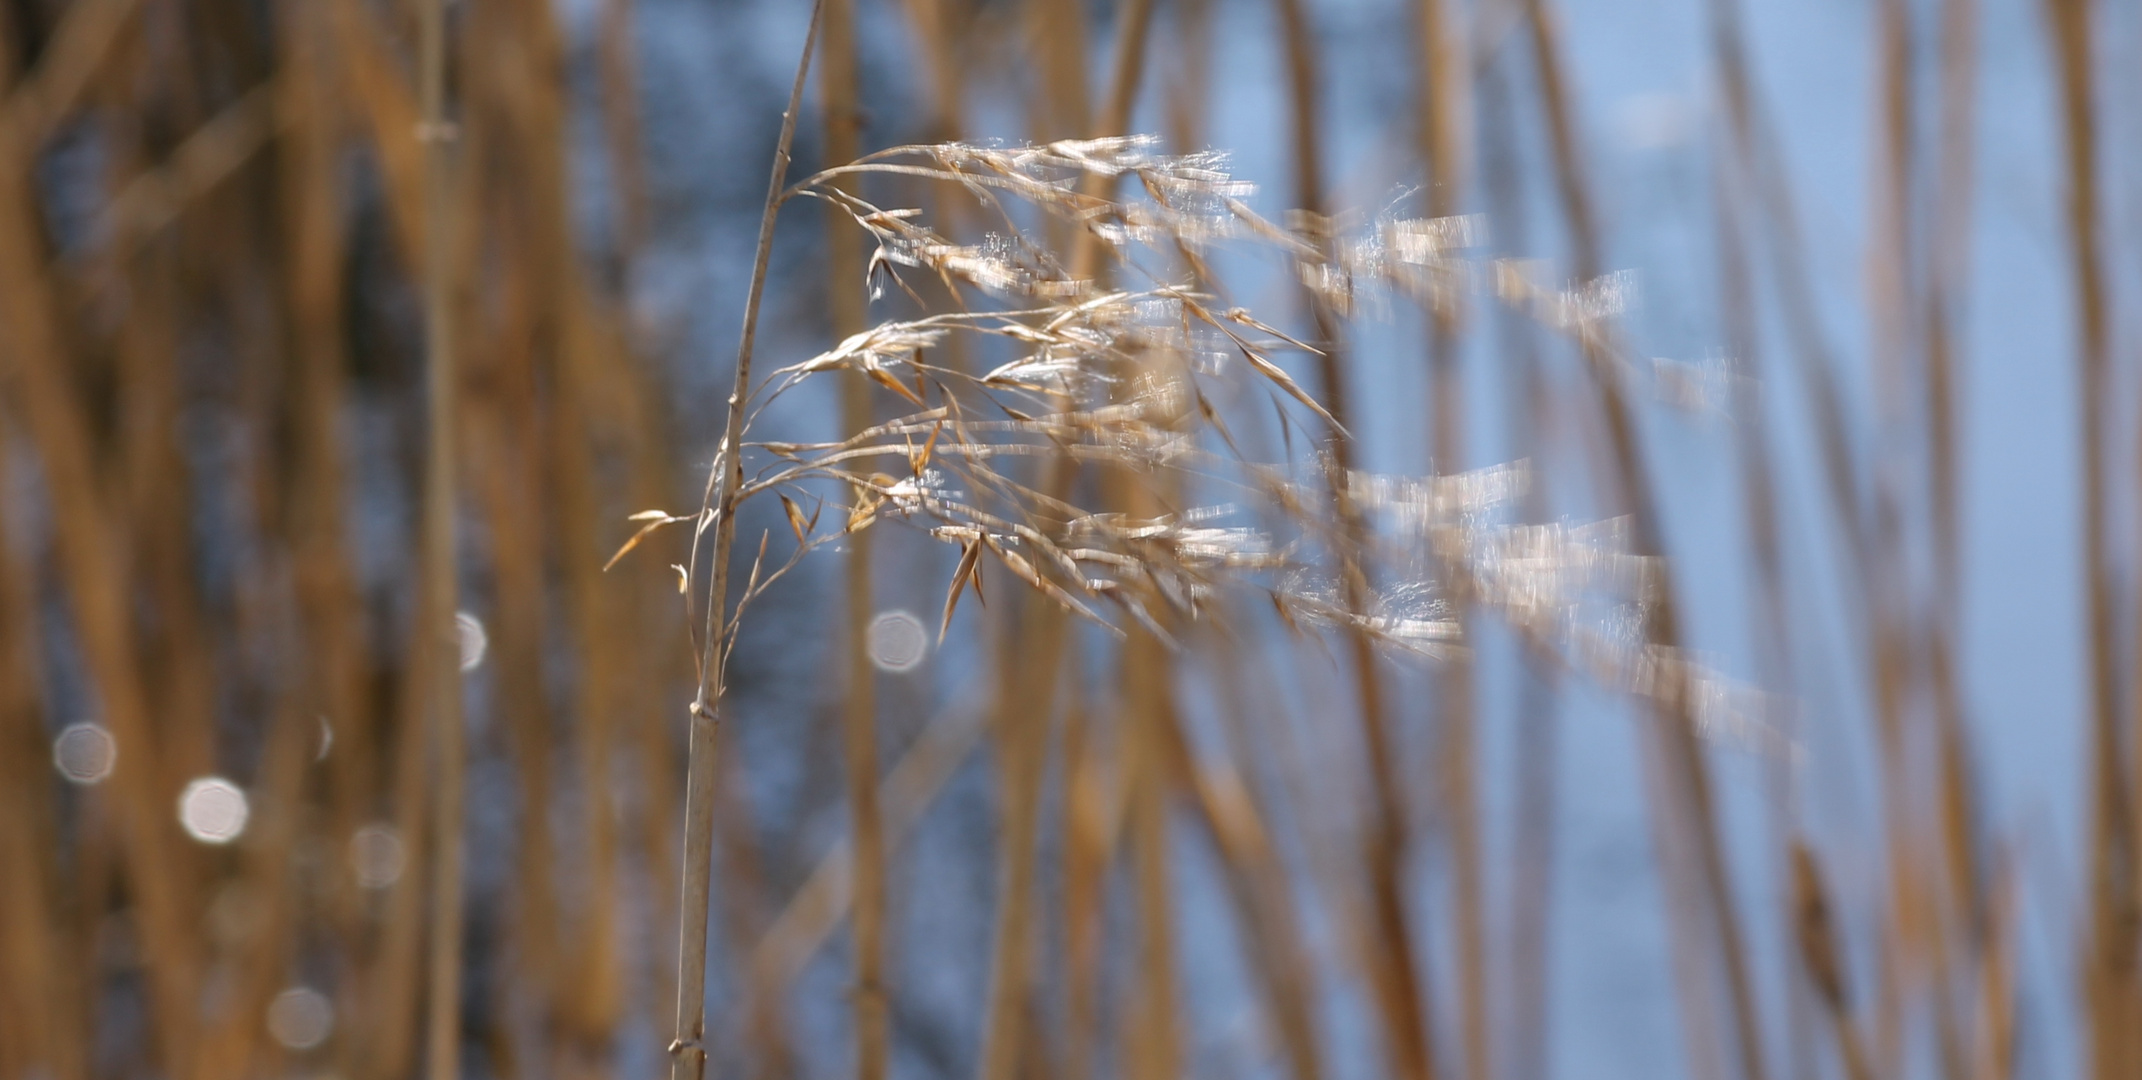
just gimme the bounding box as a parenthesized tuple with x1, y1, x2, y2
(0, 1, 2125, 1080)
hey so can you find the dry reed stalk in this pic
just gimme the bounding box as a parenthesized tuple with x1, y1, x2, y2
(1702, 34, 1811, 1080)
(979, 603, 1068, 1080)
(193, 644, 316, 1080)
(1181, 646, 1326, 1080)
(1518, 0, 1595, 279)
(364, 586, 442, 1080)
(1702, 8, 1925, 1073)
(0, 416, 87, 1080)
(1127, 637, 1183, 1080)
(1863, 3, 1929, 1065)
(114, 247, 221, 808)
(1972, 850, 2016, 1080)
(1519, 5, 1771, 1077)
(2042, 1, 2136, 1076)
(1061, 660, 1118, 1080)
(1693, 10, 1828, 1080)
(1109, 313, 1193, 1080)
(599, 0, 650, 259)
(1000, 7, 1159, 1073)
(330, 0, 426, 279)
(1430, 243, 1490, 1080)
(818, 1, 890, 1072)
(1023, 0, 1093, 270)
(1792, 844, 1874, 1080)
(493, 0, 641, 1045)
(273, 0, 382, 964)
(1476, 57, 1558, 1080)
(902, 0, 968, 141)
(670, 10, 825, 1076)
(1027, 0, 1093, 142)
(187, 187, 322, 1072)
(450, 22, 569, 1043)
(416, 0, 469, 1068)
(1920, 0, 1987, 1069)
(0, 27, 209, 1078)
(1713, 54, 1868, 582)
(468, 228, 569, 1032)
(1162, 0, 1213, 163)
(1415, 0, 1488, 1071)
(1064, 0, 1156, 286)
(1271, 0, 1439, 1074)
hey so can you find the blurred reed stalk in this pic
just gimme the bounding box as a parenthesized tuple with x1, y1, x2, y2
(816, 0, 890, 1075)
(669, 5, 825, 1079)
(1520, 3, 1771, 1076)
(1272, 0, 1440, 1074)
(0, 2, 2121, 1080)
(1414, 2, 1491, 1077)
(416, 0, 468, 1071)
(2042, 1, 2136, 1077)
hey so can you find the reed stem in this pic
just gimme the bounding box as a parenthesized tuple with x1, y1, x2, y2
(668, 6, 826, 1078)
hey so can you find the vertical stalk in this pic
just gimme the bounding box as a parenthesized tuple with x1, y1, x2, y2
(1478, 53, 1557, 1080)
(1415, 2, 1485, 1077)
(1275, 0, 1436, 1074)
(1523, 3, 1770, 1077)
(1865, 2, 1921, 1065)
(1924, 0, 1984, 1070)
(818, 0, 886, 1073)
(670, 6, 825, 1078)
(1126, 639, 1180, 1080)
(978, 605, 1066, 1080)
(417, 0, 466, 1072)
(2042, 1, 2134, 1076)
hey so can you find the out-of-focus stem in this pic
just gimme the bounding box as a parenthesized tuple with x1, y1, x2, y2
(1415, 2, 1487, 1076)
(669, 6, 825, 1078)
(416, 0, 467, 1070)
(1524, 3, 1769, 1077)
(2042, 1, 2135, 1076)
(1275, 0, 1437, 1074)
(818, 0, 886, 1075)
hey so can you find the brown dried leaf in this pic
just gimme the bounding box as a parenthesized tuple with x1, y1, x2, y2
(868, 364, 927, 407)
(604, 515, 680, 572)
(915, 421, 943, 474)
(938, 539, 983, 644)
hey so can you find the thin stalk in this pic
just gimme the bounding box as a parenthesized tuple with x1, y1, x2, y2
(1190, 644, 1326, 1080)
(1792, 844, 1874, 1080)
(1416, 0, 1486, 1072)
(1523, 3, 1770, 1077)
(1275, 0, 1437, 1074)
(2041, 2, 2134, 1076)
(978, 602, 1068, 1080)
(1479, 53, 1556, 1080)
(1707, 32, 1804, 1080)
(818, 0, 887, 1074)
(1061, 670, 1116, 1080)
(1066, 0, 1155, 282)
(1865, 3, 1922, 1065)
(669, 6, 825, 1078)
(417, 0, 467, 1068)
(0, 416, 85, 1080)
(0, 43, 203, 1080)
(1924, 0, 1984, 1071)
(1043, 8, 1159, 1074)
(1127, 639, 1181, 1080)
